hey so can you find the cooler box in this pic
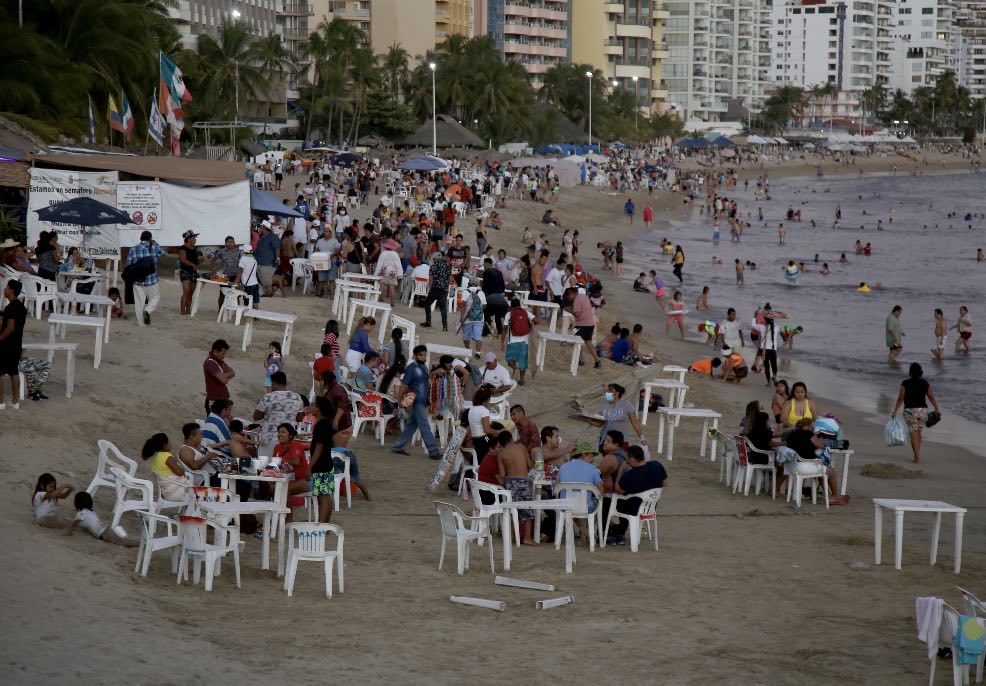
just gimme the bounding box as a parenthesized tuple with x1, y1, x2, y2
(310, 252, 331, 271)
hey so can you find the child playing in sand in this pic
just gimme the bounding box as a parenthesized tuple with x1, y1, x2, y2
(263, 341, 283, 391)
(632, 273, 650, 293)
(69, 492, 137, 547)
(108, 287, 125, 319)
(33, 473, 74, 527)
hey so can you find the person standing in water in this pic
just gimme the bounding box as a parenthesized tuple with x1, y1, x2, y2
(932, 309, 947, 360)
(886, 305, 904, 364)
(951, 306, 972, 354)
(672, 245, 685, 283)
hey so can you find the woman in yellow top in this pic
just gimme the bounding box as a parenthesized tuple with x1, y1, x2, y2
(779, 382, 819, 430)
(141, 432, 189, 501)
(672, 245, 685, 283)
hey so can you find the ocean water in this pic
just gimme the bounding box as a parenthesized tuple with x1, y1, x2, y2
(627, 171, 986, 423)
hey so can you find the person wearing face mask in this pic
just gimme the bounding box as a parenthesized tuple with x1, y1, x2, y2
(582, 383, 646, 448)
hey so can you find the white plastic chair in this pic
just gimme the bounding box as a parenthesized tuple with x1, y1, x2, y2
(956, 587, 986, 683)
(732, 438, 776, 498)
(718, 432, 736, 487)
(331, 448, 353, 510)
(21, 275, 57, 319)
(289, 258, 314, 295)
(155, 474, 191, 513)
(217, 287, 253, 325)
(434, 501, 495, 575)
(408, 278, 429, 305)
(108, 465, 156, 538)
(175, 515, 241, 592)
(602, 488, 663, 552)
(467, 478, 519, 545)
(86, 439, 138, 499)
(456, 447, 479, 497)
(350, 392, 393, 445)
(134, 511, 180, 577)
(554, 482, 605, 552)
(452, 201, 468, 215)
(785, 455, 830, 509)
(68, 275, 107, 298)
(282, 522, 344, 598)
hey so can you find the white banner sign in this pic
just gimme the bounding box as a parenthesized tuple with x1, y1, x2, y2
(116, 183, 162, 231)
(28, 168, 121, 257)
(117, 180, 251, 248)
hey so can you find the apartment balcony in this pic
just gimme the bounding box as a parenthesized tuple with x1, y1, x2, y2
(282, 28, 309, 40)
(605, 39, 624, 56)
(504, 23, 568, 39)
(615, 62, 652, 79)
(604, 2, 625, 13)
(653, 10, 670, 20)
(279, 3, 313, 17)
(653, 47, 670, 59)
(651, 88, 669, 100)
(503, 40, 567, 59)
(504, 3, 568, 22)
(616, 22, 653, 39)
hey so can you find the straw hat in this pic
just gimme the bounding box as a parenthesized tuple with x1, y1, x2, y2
(575, 442, 597, 456)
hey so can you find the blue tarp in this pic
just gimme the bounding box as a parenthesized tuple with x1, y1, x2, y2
(329, 152, 360, 167)
(250, 185, 303, 218)
(398, 155, 450, 171)
(533, 143, 600, 155)
(675, 138, 711, 149)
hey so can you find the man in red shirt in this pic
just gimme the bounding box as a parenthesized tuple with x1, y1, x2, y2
(563, 287, 601, 368)
(313, 343, 335, 380)
(203, 339, 236, 415)
(509, 404, 541, 454)
(319, 371, 352, 435)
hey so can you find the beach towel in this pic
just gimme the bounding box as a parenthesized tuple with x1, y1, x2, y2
(955, 615, 986, 666)
(916, 596, 944, 660)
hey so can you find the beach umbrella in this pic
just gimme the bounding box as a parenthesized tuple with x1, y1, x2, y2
(398, 155, 450, 171)
(329, 152, 360, 167)
(803, 143, 816, 149)
(250, 185, 302, 219)
(34, 196, 134, 226)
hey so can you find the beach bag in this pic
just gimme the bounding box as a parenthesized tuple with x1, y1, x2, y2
(509, 307, 531, 336)
(122, 256, 156, 284)
(884, 418, 907, 447)
(465, 293, 484, 321)
(925, 411, 941, 428)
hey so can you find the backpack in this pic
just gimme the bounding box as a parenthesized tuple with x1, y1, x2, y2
(465, 293, 484, 321)
(122, 256, 156, 284)
(509, 307, 531, 336)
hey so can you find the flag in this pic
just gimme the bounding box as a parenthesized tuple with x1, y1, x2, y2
(120, 96, 134, 140)
(148, 90, 164, 146)
(87, 95, 95, 144)
(159, 52, 192, 119)
(108, 94, 125, 133)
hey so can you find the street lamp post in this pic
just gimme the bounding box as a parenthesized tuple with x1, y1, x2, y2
(429, 62, 437, 155)
(586, 70, 593, 149)
(232, 9, 241, 123)
(632, 75, 639, 131)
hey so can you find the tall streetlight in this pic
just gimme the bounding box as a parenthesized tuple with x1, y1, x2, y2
(429, 62, 437, 155)
(632, 75, 639, 131)
(586, 70, 593, 149)
(231, 9, 242, 123)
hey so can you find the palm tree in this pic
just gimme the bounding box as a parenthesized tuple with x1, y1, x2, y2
(771, 85, 805, 128)
(346, 46, 380, 143)
(380, 43, 410, 100)
(251, 34, 295, 135)
(197, 18, 268, 120)
(859, 82, 887, 134)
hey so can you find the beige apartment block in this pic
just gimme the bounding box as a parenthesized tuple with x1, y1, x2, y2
(571, 0, 669, 113)
(487, 0, 571, 88)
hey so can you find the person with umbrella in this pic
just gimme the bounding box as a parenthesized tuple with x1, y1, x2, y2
(124, 230, 167, 325)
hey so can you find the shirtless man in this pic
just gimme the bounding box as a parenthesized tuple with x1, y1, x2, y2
(951, 306, 972, 354)
(932, 309, 947, 360)
(538, 425, 576, 481)
(496, 432, 534, 544)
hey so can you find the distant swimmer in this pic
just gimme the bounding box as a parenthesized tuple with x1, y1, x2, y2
(977, 248, 984, 262)
(863, 243, 872, 256)
(820, 263, 830, 275)
(835, 205, 842, 220)
(858, 282, 872, 293)
(778, 223, 786, 245)
(784, 261, 800, 284)
(839, 253, 849, 264)
(855, 240, 863, 254)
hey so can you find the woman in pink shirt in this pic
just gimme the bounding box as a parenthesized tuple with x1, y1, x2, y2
(563, 287, 601, 368)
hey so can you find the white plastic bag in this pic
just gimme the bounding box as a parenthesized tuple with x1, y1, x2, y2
(884, 418, 907, 447)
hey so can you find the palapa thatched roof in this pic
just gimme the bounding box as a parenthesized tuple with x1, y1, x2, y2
(399, 115, 484, 149)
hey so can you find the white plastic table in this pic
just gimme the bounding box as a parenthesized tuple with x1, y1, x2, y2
(639, 379, 689, 426)
(332, 280, 379, 316)
(23, 342, 77, 397)
(662, 365, 688, 383)
(873, 499, 966, 573)
(197, 499, 290, 573)
(499, 499, 576, 574)
(387, 314, 417, 348)
(830, 449, 853, 497)
(190, 278, 229, 317)
(56, 292, 113, 343)
(531, 476, 554, 543)
(425, 342, 473, 367)
(655, 407, 721, 461)
(533, 300, 560, 332)
(534, 331, 583, 377)
(47, 313, 106, 369)
(346, 298, 391, 334)
(241, 310, 297, 356)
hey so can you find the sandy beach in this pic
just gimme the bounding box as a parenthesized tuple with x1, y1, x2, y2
(2, 148, 983, 685)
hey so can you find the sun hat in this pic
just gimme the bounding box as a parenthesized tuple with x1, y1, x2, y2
(383, 238, 399, 250)
(575, 442, 597, 456)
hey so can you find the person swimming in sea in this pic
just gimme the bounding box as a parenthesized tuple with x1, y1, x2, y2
(819, 263, 829, 276)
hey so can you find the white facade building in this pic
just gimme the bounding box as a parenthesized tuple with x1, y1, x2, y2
(954, 1, 986, 100)
(886, 0, 955, 96)
(663, 0, 771, 122)
(769, 0, 894, 121)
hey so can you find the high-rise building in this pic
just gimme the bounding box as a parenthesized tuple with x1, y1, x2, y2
(954, 1, 986, 101)
(487, 0, 571, 89)
(768, 0, 894, 121)
(571, 1, 670, 114)
(662, 0, 771, 122)
(886, 0, 955, 97)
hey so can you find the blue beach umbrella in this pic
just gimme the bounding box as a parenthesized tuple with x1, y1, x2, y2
(398, 155, 451, 171)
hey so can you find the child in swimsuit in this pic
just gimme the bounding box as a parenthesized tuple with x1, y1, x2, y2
(666, 291, 685, 338)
